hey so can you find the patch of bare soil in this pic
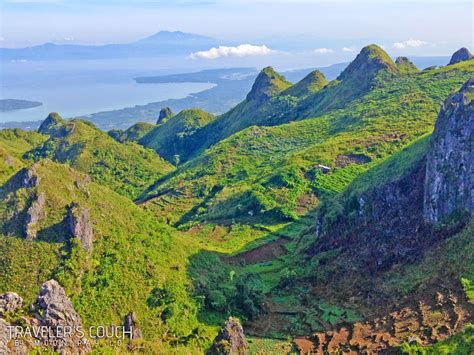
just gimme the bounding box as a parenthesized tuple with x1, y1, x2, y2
(226, 238, 288, 264)
(294, 287, 473, 354)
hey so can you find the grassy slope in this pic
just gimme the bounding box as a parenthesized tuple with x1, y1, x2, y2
(28, 119, 174, 199)
(0, 157, 219, 352)
(141, 59, 474, 226)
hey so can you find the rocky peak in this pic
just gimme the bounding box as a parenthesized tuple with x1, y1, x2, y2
(448, 47, 473, 65)
(283, 70, 328, 97)
(337, 45, 398, 85)
(246, 66, 291, 103)
(68, 202, 94, 252)
(38, 112, 66, 135)
(34, 279, 89, 352)
(423, 77, 474, 222)
(395, 56, 419, 72)
(208, 317, 249, 355)
(157, 107, 174, 124)
(0, 292, 23, 315)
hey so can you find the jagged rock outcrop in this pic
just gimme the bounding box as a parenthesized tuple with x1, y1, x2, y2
(123, 312, 142, 340)
(0, 292, 23, 315)
(38, 112, 66, 135)
(283, 70, 328, 97)
(424, 77, 474, 222)
(34, 279, 89, 353)
(208, 317, 249, 355)
(157, 107, 174, 124)
(24, 192, 46, 240)
(448, 47, 473, 65)
(395, 56, 419, 72)
(246, 67, 291, 103)
(68, 202, 94, 252)
(22, 164, 40, 188)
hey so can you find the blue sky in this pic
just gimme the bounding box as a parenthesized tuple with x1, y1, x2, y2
(1, 0, 472, 59)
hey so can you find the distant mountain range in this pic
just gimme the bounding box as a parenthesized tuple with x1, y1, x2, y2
(0, 31, 218, 60)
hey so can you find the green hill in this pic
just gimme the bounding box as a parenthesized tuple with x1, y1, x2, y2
(108, 121, 156, 143)
(0, 46, 473, 354)
(28, 115, 174, 199)
(139, 108, 216, 162)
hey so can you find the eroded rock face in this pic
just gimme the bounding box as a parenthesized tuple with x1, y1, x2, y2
(123, 312, 142, 340)
(208, 317, 249, 355)
(68, 202, 94, 252)
(448, 48, 473, 65)
(0, 292, 23, 315)
(424, 77, 474, 222)
(157, 107, 174, 124)
(22, 164, 40, 188)
(34, 279, 88, 353)
(24, 191, 46, 240)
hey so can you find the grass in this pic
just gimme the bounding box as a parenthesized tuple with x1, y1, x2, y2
(27, 119, 174, 199)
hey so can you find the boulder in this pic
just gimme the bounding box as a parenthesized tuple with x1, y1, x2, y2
(424, 77, 474, 222)
(68, 202, 94, 252)
(208, 317, 249, 355)
(123, 312, 142, 339)
(0, 292, 23, 315)
(448, 48, 473, 65)
(24, 192, 46, 240)
(34, 279, 89, 353)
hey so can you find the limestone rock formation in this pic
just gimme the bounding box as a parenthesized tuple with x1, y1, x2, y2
(448, 48, 473, 65)
(24, 192, 46, 240)
(424, 77, 474, 222)
(22, 164, 40, 188)
(246, 67, 291, 103)
(68, 202, 94, 252)
(123, 312, 142, 339)
(208, 317, 249, 355)
(157, 107, 174, 124)
(34, 279, 88, 352)
(0, 292, 23, 315)
(38, 112, 66, 135)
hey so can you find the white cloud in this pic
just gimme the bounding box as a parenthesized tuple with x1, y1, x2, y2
(342, 47, 355, 52)
(313, 47, 334, 54)
(189, 44, 274, 59)
(393, 39, 428, 49)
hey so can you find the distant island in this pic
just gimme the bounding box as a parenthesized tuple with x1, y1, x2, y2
(0, 99, 42, 112)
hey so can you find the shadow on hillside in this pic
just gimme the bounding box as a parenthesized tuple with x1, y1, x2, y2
(185, 215, 316, 328)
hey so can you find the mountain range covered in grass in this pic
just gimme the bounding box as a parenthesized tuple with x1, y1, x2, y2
(0, 45, 473, 354)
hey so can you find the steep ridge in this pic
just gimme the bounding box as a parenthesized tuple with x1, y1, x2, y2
(28, 115, 174, 199)
(138, 45, 402, 164)
(287, 78, 474, 351)
(0, 158, 211, 353)
(139, 56, 474, 226)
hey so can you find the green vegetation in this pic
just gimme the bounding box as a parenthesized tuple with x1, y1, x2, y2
(0, 47, 473, 353)
(139, 108, 216, 162)
(27, 119, 174, 199)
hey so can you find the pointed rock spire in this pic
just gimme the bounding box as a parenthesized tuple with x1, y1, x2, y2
(246, 66, 291, 103)
(38, 112, 66, 135)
